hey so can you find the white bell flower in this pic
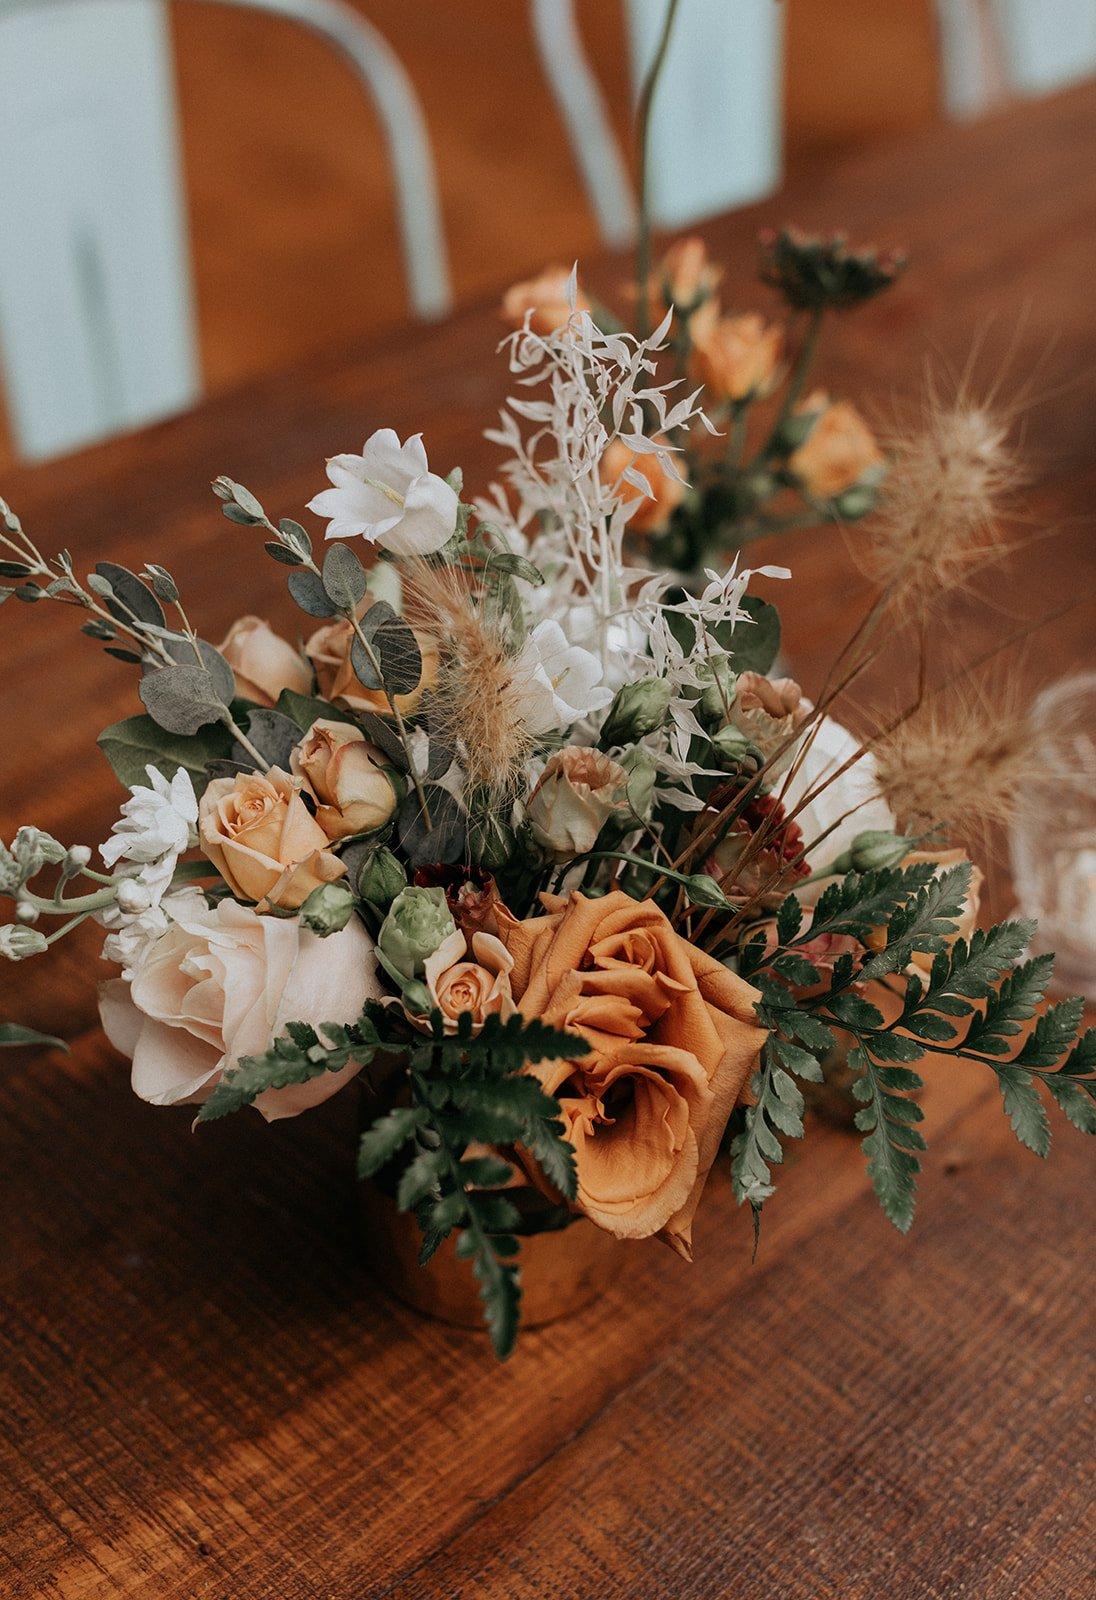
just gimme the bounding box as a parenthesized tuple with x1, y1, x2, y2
(511, 619, 613, 735)
(307, 428, 458, 557)
(101, 766, 197, 870)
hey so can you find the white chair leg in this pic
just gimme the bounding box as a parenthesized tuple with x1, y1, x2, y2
(530, 0, 637, 246)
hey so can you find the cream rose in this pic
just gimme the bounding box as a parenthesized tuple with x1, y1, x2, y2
(727, 671, 810, 773)
(502, 266, 589, 335)
(217, 616, 312, 707)
(498, 890, 767, 1258)
(99, 891, 379, 1119)
(199, 767, 345, 910)
(789, 392, 883, 500)
(601, 435, 687, 534)
(304, 606, 438, 719)
(689, 310, 782, 403)
(526, 748, 629, 862)
(290, 718, 397, 841)
(414, 926, 516, 1033)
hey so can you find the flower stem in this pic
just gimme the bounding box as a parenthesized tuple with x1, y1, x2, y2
(635, 0, 683, 340)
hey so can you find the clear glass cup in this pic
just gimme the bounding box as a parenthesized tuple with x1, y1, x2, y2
(1010, 673, 1096, 1001)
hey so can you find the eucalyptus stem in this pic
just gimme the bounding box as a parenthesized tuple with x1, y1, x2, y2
(635, 0, 683, 340)
(347, 615, 432, 831)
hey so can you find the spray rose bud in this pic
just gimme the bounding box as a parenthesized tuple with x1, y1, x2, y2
(115, 878, 153, 914)
(356, 846, 407, 911)
(291, 718, 398, 841)
(527, 748, 629, 863)
(599, 677, 672, 748)
(0, 924, 49, 961)
(300, 882, 358, 937)
(695, 655, 738, 730)
(377, 886, 456, 980)
(827, 829, 918, 876)
(467, 806, 515, 873)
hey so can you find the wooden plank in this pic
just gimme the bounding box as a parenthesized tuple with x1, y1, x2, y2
(0, 83, 1093, 1598)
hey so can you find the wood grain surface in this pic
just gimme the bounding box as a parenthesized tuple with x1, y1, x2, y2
(1, 87, 1094, 1599)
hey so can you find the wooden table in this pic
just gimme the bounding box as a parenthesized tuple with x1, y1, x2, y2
(2, 87, 1094, 1600)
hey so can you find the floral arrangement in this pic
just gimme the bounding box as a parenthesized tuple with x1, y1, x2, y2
(501, 225, 902, 574)
(0, 280, 1092, 1358)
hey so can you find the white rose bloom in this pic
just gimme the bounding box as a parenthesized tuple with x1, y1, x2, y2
(781, 714, 896, 898)
(101, 766, 197, 870)
(511, 619, 613, 735)
(307, 428, 458, 557)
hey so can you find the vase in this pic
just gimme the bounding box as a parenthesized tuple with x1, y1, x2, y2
(359, 1181, 622, 1330)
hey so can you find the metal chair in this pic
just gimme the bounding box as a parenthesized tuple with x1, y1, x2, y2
(0, 0, 449, 460)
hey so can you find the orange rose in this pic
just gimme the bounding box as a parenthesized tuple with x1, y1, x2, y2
(601, 435, 687, 534)
(501, 266, 589, 336)
(498, 890, 767, 1258)
(218, 616, 312, 707)
(290, 717, 397, 840)
(688, 309, 782, 403)
(199, 767, 345, 910)
(788, 392, 883, 500)
(304, 604, 438, 719)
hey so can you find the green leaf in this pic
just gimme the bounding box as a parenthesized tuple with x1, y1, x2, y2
(994, 1064, 1051, 1157)
(0, 1022, 67, 1052)
(322, 542, 369, 610)
(725, 595, 781, 675)
(288, 568, 338, 618)
(357, 1105, 424, 1177)
(1044, 1076, 1096, 1135)
(1015, 997, 1085, 1069)
(93, 561, 166, 631)
(139, 661, 231, 737)
(963, 954, 1055, 1057)
(397, 1147, 445, 1210)
(858, 863, 972, 980)
(98, 714, 233, 789)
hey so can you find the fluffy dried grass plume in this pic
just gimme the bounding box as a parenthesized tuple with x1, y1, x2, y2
(872, 684, 1040, 847)
(863, 372, 1024, 612)
(401, 558, 532, 797)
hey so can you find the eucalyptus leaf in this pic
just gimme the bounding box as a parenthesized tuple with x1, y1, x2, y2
(288, 568, 338, 618)
(233, 709, 303, 769)
(139, 664, 230, 736)
(162, 638, 236, 706)
(0, 1022, 67, 1052)
(98, 714, 233, 788)
(94, 561, 166, 631)
(356, 602, 421, 698)
(322, 542, 369, 610)
(397, 785, 465, 867)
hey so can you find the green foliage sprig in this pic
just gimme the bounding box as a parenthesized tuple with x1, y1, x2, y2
(734, 871, 1095, 1232)
(199, 1001, 584, 1359)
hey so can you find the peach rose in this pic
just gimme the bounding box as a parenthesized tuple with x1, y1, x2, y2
(199, 767, 345, 910)
(290, 718, 397, 841)
(99, 890, 379, 1119)
(526, 747, 629, 862)
(728, 671, 810, 772)
(689, 309, 782, 403)
(217, 616, 312, 707)
(304, 608, 438, 719)
(414, 926, 515, 1033)
(601, 435, 687, 534)
(653, 236, 721, 314)
(502, 266, 589, 335)
(498, 890, 767, 1258)
(789, 392, 883, 500)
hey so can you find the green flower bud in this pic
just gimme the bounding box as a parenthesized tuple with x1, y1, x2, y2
(599, 676, 672, 748)
(0, 845, 21, 895)
(773, 409, 820, 454)
(377, 886, 455, 980)
(356, 846, 408, 911)
(710, 724, 762, 773)
(695, 655, 738, 730)
(467, 806, 515, 872)
(827, 829, 916, 876)
(832, 481, 880, 520)
(618, 746, 658, 822)
(0, 924, 49, 961)
(299, 882, 358, 937)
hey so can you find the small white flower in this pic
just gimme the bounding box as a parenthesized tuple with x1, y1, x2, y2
(100, 902, 170, 980)
(511, 619, 612, 735)
(307, 428, 458, 558)
(781, 714, 896, 896)
(101, 766, 197, 870)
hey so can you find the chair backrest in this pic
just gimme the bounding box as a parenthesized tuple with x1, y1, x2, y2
(935, 0, 1096, 118)
(0, 0, 450, 461)
(532, 0, 784, 238)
